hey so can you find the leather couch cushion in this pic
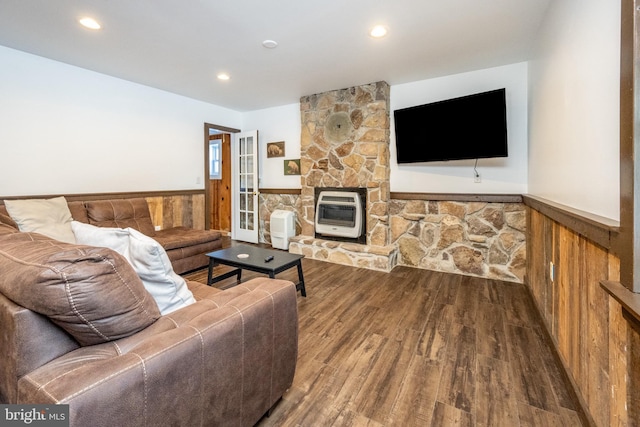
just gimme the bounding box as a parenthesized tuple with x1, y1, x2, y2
(68, 201, 89, 223)
(84, 198, 156, 236)
(71, 221, 196, 315)
(3, 197, 76, 243)
(154, 227, 222, 250)
(0, 232, 160, 346)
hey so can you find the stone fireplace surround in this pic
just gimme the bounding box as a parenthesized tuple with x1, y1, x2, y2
(261, 80, 526, 283)
(287, 81, 399, 272)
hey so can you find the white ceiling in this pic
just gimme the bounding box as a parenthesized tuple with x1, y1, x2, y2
(0, 0, 551, 112)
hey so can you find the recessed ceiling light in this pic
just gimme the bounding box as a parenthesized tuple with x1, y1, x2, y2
(216, 73, 231, 81)
(79, 17, 101, 30)
(262, 40, 278, 49)
(369, 25, 388, 38)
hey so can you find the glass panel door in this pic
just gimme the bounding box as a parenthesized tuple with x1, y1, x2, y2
(233, 130, 258, 243)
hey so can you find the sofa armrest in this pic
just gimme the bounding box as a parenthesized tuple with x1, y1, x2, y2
(0, 293, 79, 403)
(17, 278, 298, 427)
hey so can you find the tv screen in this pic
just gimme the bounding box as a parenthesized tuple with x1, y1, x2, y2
(394, 88, 508, 164)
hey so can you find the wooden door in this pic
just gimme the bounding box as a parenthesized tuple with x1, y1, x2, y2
(209, 133, 231, 232)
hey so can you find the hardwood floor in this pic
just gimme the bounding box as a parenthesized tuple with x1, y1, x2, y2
(185, 245, 584, 426)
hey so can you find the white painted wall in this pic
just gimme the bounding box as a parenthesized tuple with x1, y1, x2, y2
(0, 45, 242, 197)
(528, 0, 620, 220)
(390, 62, 529, 194)
(242, 104, 301, 189)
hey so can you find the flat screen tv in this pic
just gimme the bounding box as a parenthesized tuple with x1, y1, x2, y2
(394, 88, 508, 164)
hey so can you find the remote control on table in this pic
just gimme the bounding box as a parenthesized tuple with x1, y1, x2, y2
(264, 255, 274, 262)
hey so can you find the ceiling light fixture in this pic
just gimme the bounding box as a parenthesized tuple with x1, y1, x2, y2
(216, 73, 231, 81)
(369, 25, 388, 38)
(79, 17, 101, 30)
(262, 40, 278, 49)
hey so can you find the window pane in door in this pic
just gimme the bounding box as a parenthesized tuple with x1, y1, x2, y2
(247, 174, 254, 192)
(247, 213, 254, 230)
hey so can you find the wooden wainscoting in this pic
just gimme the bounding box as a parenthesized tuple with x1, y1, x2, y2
(146, 192, 206, 230)
(525, 198, 638, 427)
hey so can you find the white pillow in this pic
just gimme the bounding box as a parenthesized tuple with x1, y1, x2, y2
(71, 221, 195, 315)
(4, 196, 76, 243)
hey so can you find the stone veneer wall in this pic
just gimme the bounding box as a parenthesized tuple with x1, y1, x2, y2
(390, 199, 526, 283)
(258, 194, 526, 282)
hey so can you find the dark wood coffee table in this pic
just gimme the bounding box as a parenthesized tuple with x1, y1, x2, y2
(206, 245, 306, 297)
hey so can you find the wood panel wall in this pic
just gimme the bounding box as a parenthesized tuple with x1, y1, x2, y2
(146, 193, 205, 230)
(526, 206, 639, 426)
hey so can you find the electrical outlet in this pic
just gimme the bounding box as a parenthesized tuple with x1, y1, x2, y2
(154, 225, 162, 231)
(474, 173, 481, 183)
(549, 261, 555, 282)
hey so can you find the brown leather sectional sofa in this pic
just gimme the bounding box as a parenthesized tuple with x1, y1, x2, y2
(0, 220, 299, 426)
(0, 197, 222, 274)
